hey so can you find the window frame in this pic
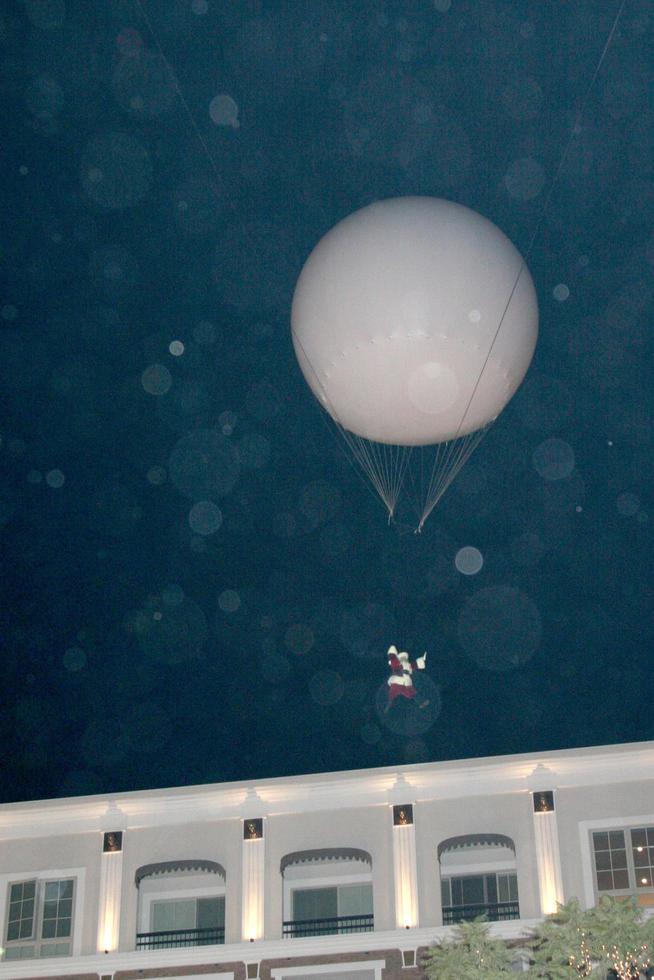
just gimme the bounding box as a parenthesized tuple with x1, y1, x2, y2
(283, 870, 373, 925)
(138, 881, 226, 936)
(591, 825, 654, 896)
(5, 876, 75, 958)
(149, 894, 226, 933)
(0, 868, 85, 961)
(441, 870, 519, 913)
(40, 877, 75, 945)
(270, 961, 386, 980)
(5, 878, 37, 945)
(290, 881, 373, 921)
(143, 975, 232, 980)
(578, 813, 654, 907)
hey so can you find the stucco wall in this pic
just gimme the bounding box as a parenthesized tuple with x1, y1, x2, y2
(556, 779, 654, 905)
(119, 820, 243, 949)
(1, 756, 653, 970)
(265, 806, 393, 938)
(415, 791, 540, 922)
(0, 831, 101, 956)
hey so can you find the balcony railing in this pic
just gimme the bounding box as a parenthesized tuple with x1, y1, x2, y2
(136, 926, 225, 949)
(283, 913, 374, 937)
(442, 901, 520, 925)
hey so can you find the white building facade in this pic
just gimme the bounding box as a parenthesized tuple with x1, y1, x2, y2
(0, 740, 652, 980)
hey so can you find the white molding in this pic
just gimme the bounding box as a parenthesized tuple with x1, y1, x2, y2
(142, 974, 232, 980)
(440, 860, 517, 876)
(392, 823, 418, 929)
(578, 813, 654, 908)
(0, 921, 544, 978)
(270, 959, 386, 980)
(285, 874, 371, 889)
(271, 961, 386, 976)
(242, 836, 264, 941)
(532, 811, 564, 915)
(1, 742, 653, 840)
(97, 845, 123, 952)
(0, 866, 85, 959)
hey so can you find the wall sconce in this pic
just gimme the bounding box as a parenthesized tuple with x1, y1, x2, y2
(533, 791, 555, 813)
(244, 818, 263, 840)
(393, 804, 413, 826)
(103, 831, 123, 853)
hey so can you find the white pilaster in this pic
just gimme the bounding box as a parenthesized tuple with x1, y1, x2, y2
(533, 804, 564, 914)
(392, 819, 419, 928)
(96, 836, 123, 952)
(242, 831, 265, 941)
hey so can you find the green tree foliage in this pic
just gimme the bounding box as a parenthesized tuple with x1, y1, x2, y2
(530, 900, 596, 977)
(422, 918, 515, 979)
(422, 899, 654, 978)
(586, 895, 654, 978)
(530, 897, 654, 979)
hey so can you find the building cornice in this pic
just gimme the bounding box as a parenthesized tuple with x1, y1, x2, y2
(0, 741, 652, 841)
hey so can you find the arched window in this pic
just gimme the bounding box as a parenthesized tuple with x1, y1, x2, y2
(438, 834, 519, 925)
(135, 860, 225, 950)
(281, 849, 373, 938)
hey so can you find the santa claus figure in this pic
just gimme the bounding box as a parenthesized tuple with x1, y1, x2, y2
(385, 645, 429, 711)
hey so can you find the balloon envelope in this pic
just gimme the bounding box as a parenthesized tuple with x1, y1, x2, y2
(292, 197, 538, 446)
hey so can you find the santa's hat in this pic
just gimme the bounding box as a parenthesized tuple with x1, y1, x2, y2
(388, 645, 398, 655)
(398, 651, 409, 660)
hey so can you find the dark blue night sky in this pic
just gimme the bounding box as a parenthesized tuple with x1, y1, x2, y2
(1, 0, 652, 803)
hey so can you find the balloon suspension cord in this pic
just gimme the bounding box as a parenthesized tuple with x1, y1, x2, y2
(412, 0, 628, 532)
(135, 0, 628, 533)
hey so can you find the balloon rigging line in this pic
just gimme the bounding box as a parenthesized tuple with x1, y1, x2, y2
(136, 0, 627, 531)
(351, 0, 629, 532)
(417, 0, 628, 529)
(292, 319, 485, 530)
(291, 328, 396, 513)
(418, 427, 488, 531)
(406, 446, 436, 523)
(137, 0, 408, 523)
(136, 0, 400, 521)
(135, 2, 231, 195)
(521, 0, 628, 264)
(446, 0, 628, 451)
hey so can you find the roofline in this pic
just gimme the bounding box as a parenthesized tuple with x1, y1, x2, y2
(1, 739, 652, 840)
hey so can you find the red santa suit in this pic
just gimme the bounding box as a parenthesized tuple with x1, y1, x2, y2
(386, 645, 427, 706)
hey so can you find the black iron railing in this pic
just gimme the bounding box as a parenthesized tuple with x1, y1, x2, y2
(283, 914, 374, 937)
(442, 901, 520, 925)
(136, 926, 225, 949)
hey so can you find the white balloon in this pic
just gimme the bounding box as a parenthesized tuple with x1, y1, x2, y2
(291, 197, 538, 446)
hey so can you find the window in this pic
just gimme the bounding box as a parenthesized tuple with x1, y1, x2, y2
(135, 863, 226, 951)
(441, 872, 519, 924)
(147, 896, 224, 947)
(438, 834, 519, 925)
(291, 884, 373, 934)
(3, 878, 74, 960)
(593, 827, 654, 893)
(281, 852, 374, 938)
